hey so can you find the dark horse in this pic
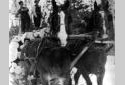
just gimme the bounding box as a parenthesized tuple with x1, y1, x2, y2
(66, 36, 113, 85)
(20, 36, 73, 85)
(65, 2, 114, 84)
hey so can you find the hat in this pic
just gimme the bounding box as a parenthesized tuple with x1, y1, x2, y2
(18, 1, 23, 5)
(34, 0, 40, 3)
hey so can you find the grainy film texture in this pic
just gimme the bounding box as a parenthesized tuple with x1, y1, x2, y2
(9, 0, 115, 85)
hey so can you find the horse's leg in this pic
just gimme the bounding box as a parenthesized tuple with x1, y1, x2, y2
(74, 70, 80, 85)
(74, 66, 92, 85)
(97, 67, 105, 85)
(79, 66, 92, 85)
(81, 72, 92, 85)
(37, 65, 48, 85)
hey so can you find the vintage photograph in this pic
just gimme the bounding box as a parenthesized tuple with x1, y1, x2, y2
(9, 0, 115, 85)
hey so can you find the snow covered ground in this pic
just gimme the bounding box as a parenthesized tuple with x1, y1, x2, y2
(77, 55, 115, 85)
(103, 55, 115, 85)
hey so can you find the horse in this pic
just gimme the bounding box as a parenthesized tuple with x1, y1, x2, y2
(66, 36, 113, 85)
(19, 35, 76, 85)
(66, 2, 114, 84)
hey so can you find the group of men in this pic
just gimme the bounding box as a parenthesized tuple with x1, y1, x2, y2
(16, 0, 42, 33)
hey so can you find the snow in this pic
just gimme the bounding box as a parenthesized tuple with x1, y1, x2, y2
(76, 55, 115, 85)
(103, 55, 115, 85)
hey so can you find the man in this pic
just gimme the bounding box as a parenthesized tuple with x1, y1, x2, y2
(16, 1, 31, 33)
(17, 38, 30, 52)
(32, 0, 42, 30)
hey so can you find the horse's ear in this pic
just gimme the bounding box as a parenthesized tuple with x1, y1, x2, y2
(105, 1, 110, 10)
(94, 1, 100, 11)
(94, 1, 98, 9)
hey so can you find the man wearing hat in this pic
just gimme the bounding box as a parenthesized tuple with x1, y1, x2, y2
(16, 1, 31, 33)
(32, 0, 42, 30)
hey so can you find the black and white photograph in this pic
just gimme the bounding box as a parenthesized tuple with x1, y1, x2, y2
(9, 0, 115, 85)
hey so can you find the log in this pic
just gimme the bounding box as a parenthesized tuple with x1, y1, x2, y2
(70, 40, 94, 70)
(69, 34, 92, 39)
(95, 40, 115, 44)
